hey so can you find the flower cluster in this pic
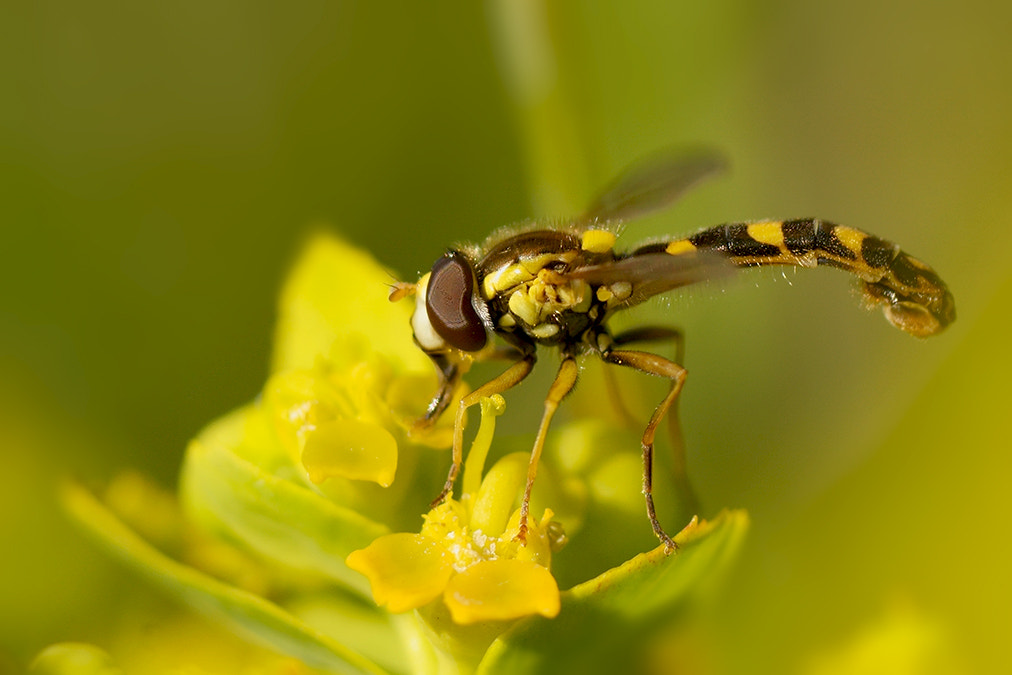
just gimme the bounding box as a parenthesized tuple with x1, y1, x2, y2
(49, 234, 747, 674)
(348, 396, 565, 625)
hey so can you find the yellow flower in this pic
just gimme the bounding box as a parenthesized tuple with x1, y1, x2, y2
(54, 233, 748, 675)
(347, 396, 563, 625)
(267, 365, 399, 488)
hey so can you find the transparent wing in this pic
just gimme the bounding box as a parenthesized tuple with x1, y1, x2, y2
(579, 149, 728, 225)
(567, 249, 734, 307)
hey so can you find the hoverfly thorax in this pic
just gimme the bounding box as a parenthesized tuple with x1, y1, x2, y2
(413, 250, 490, 354)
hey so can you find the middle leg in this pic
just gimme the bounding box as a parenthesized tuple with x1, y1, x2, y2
(432, 353, 536, 507)
(601, 347, 688, 552)
(516, 356, 579, 543)
(610, 326, 697, 517)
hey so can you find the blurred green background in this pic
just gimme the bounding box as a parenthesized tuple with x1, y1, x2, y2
(2, 1, 1009, 673)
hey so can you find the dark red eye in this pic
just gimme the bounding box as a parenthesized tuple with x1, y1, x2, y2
(426, 251, 488, 352)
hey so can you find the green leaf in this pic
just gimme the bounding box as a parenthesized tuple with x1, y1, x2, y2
(62, 482, 392, 675)
(180, 406, 390, 596)
(477, 510, 748, 674)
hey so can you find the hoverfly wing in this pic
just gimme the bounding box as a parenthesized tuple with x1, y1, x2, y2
(579, 149, 728, 225)
(567, 248, 734, 307)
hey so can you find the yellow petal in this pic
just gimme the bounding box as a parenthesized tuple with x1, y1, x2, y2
(346, 533, 454, 613)
(263, 369, 340, 460)
(443, 559, 560, 624)
(302, 419, 398, 487)
(272, 233, 429, 374)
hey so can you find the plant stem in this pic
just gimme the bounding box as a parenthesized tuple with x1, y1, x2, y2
(487, 0, 592, 216)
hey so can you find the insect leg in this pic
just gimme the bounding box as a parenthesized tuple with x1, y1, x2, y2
(431, 353, 536, 507)
(601, 326, 684, 430)
(601, 347, 687, 552)
(517, 356, 579, 543)
(416, 345, 529, 430)
(612, 326, 684, 359)
(601, 364, 639, 429)
(610, 327, 698, 518)
(416, 352, 462, 430)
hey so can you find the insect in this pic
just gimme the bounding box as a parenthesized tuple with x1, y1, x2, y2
(390, 151, 955, 551)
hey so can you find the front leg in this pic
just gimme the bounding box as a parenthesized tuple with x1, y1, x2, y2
(416, 352, 462, 430)
(431, 352, 537, 507)
(416, 345, 529, 430)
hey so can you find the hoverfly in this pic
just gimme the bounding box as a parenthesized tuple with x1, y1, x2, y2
(390, 151, 955, 551)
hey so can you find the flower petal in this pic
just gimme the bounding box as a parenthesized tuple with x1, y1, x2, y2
(302, 419, 398, 487)
(272, 233, 429, 375)
(347, 533, 455, 613)
(443, 559, 560, 624)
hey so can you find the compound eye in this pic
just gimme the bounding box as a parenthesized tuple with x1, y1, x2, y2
(426, 251, 488, 352)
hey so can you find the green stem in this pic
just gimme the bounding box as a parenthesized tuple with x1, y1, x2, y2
(487, 0, 592, 216)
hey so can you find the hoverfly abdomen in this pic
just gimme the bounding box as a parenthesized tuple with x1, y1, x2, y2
(647, 218, 955, 337)
(860, 251, 955, 337)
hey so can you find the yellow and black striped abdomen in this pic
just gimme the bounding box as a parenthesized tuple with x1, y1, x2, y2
(643, 218, 955, 337)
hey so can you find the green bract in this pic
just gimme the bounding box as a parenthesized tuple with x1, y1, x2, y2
(56, 234, 747, 674)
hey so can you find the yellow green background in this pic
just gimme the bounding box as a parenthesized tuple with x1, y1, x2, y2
(2, 1, 1009, 673)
